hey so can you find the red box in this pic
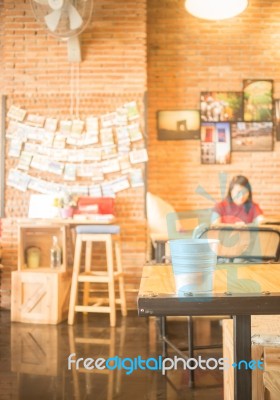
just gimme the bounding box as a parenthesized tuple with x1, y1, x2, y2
(74, 197, 115, 215)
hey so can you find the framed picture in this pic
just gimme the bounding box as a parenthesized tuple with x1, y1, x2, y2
(201, 122, 231, 164)
(243, 80, 273, 122)
(157, 110, 200, 140)
(200, 92, 243, 122)
(274, 99, 280, 141)
(231, 122, 274, 151)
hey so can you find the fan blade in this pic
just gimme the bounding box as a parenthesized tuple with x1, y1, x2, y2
(68, 4, 83, 30)
(44, 9, 62, 31)
(33, 0, 49, 4)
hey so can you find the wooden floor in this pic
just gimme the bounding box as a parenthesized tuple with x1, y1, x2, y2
(0, 310, 223, 400)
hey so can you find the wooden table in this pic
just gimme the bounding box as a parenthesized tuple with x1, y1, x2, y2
(138, 263, 280, 400)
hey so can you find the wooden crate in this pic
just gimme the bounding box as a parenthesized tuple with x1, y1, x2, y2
(18, 223, 68, 271)
(11, 269, 72, 324)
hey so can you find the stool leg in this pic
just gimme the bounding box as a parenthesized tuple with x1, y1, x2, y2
(115, 239, 127, 317)
(106, 236, 116, 327)
(83, 241, 92, 310)
(68, 235, 83, 325)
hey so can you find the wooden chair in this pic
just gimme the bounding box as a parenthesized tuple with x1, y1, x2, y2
(68, 225, 127, 327)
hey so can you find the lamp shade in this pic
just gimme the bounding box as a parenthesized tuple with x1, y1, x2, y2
(185, 0, 248, 21)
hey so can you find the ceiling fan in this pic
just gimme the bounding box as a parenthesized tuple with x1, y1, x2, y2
(31, 0, 93, 62)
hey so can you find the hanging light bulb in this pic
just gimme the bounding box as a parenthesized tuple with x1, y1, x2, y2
(185, 0, 248, 21)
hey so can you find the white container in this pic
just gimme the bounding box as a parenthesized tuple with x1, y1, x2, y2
(169, 238, 219, 293)
(174, 270, 214, 293)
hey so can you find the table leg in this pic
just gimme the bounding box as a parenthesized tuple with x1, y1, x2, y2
(233, 315, 251, 400)
(187, 316, 195, 388)
(159, 316, 167, 357)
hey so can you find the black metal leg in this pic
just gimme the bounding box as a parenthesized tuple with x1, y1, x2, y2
(233, 315, 251, 400)
(159, 316, 168, 357)
(188, 316, 195, 388)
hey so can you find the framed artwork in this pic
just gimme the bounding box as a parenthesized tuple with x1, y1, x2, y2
(274, 99, 280, 141)
(201, 122, 231, 164)
(231, 122, 274, 151)
(243, 80, 273, 122)
(157, 110, 200, 140)
(200, 92, 243, 122)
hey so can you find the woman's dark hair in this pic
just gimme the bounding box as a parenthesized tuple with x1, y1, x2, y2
(227, 175, 252, 213)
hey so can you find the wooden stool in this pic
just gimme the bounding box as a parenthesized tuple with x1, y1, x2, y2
(68, 225, 127, 327)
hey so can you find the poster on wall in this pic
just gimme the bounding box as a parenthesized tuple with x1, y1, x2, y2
(274, 99, 280, 141)
(231, 122, 274, 151)
(201, 122, 231, 164)
(200, 92, 243, 122)
(157, 110, 200, 140)
(243, 80, 273, 122)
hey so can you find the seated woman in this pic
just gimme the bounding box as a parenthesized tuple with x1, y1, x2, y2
(211, 175, 264, 225)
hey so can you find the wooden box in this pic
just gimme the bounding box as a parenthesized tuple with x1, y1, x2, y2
(18, 223, 68, 271)
(11, 269, 72, 324)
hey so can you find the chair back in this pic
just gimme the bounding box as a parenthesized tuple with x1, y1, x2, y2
(196, 226, 280, 262)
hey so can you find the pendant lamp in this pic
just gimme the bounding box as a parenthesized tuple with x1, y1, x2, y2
(185, 0, 248, 21)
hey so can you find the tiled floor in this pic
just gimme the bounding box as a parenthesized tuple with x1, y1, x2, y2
(0, 311, 223, 399)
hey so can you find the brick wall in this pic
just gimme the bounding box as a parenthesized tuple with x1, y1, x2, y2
(1, 0, 147, 309)
(147, 0, 280, 216)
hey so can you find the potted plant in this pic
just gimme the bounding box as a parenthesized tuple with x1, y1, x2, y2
(53, 191, 78, 219)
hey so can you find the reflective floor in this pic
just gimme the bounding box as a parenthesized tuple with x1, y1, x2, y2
(0, 311, 223, 399)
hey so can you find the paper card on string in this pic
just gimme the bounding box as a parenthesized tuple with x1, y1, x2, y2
(7, 169, 29, 192)
(24, 142, 39, 154)
(111, 176, 130, 193)
(102, 159, 120, 174)
(71, 119, 84, 135)
(68, 185, 89, 196)
(102, 145, 118, 160)
(67, 149, 85, 163)
(129, 148, 148, 164)
(116, 107, 128, 126)
(6, 121, 19, 138)
(91, 167, 104, 182)
(7, 105, 27, 122)
(119, 155, 132, 173)
(64, 164, 76, 181)
(86, 116, 99, 133)
(89, 184, 102, 197)
(59, 120, 72, 134)
(128, 122, 143, 142)
(53, 134, 66, 149)
(101, 181, 115, 197)
(124, 101, 140, 121)
(84, 133, 99, 146)
(50, 148, 65, 161)
(38, 145, 52, 158)
(84, 148, 102, 161)
(100, 112, 117, 128)
(31, 155, 49, 171)
(118, 144, 131, 154)
(66, 135, 83, 146)
(130, 168, 144, 187)
(26, 126, 38, 141)
(8, 139, 22, 158)
(48, 160, 64, 175)
(44, 117, 58, 132)
(116, 126, 130, 144)
(41, 131, 54, 147)
(25, 114, 45, 127)
(18, 151, 33, 171)
(100, 127, 114, 146)
(77, 164, 94, 177)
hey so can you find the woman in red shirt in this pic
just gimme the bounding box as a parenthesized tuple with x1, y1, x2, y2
(212, 175, 264, 225)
